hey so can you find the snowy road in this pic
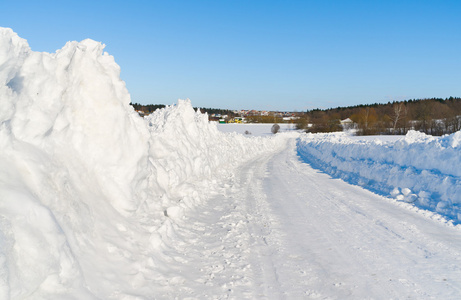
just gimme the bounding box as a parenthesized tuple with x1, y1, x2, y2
(4, 29, 461, 299)
(162, 138, 461, 299)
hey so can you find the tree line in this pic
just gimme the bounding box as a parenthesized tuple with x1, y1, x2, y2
(195, 107, 237, 118)
(131, 103, 166, 114)
(297, 97, 461, 136)
(130, 103, 237, 119)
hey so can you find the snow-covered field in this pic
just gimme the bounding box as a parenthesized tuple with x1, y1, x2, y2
(1, 27, 461, 299)
(216, 123, 298, 136)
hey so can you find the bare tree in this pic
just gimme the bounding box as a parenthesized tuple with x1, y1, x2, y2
(351, 107, 378, 135)
(390, 103, 403, 134)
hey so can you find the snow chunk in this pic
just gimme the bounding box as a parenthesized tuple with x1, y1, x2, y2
(403, 130, 434, 144)
(404, 194, 417, 203)
(390, 187, 400, 197)
(396, 195, 405, 201)
(401, 188, 412, 196)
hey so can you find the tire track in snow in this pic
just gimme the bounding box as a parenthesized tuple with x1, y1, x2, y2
(251, 138, 461, 299)
(236, 152, 285, 299)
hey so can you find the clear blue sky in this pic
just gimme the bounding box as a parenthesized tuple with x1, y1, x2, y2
(1, 0, 460, 111)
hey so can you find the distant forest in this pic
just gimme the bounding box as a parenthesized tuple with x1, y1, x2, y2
(131, 97, 461, 136)
(195, 107, 237, 118)
(130, 103, 166, 114)
(298, 97, 461, 136)
(131, 103, 236, 118)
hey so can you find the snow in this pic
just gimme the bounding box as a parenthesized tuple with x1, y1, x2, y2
(216, 123, 298, 136)
(1, 27, 461, 299)
(153, 138, 461, 298)
(239, 139, 461, 298)
(0, 28, 285, 298)
(297, 131, 461, 225)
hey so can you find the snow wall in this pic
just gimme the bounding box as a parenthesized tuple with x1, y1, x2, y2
(297, 131, 461, 225)
(0, 28, 285, 299)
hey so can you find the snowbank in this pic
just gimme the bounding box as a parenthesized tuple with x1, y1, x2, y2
(297, 131, 461, 224)
(0, 28, 285, 299)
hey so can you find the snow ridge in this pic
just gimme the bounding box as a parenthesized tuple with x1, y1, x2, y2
(297, 131, 461, 225)
(0, 27, 284, 298)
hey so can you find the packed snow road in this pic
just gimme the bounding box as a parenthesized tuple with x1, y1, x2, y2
(163, 137, 461, 299)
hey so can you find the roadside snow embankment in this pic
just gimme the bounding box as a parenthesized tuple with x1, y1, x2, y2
(297, 131, 461, 224)
(0, 27, 285, 299)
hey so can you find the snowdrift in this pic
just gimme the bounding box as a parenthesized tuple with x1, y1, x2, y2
(297, 131, 461, 225)
(0, 28, 284, 299)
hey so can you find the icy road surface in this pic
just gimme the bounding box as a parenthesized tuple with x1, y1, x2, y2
(162, 138, 461, 299)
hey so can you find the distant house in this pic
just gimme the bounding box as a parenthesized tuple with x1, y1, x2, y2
(340, 118, 355, 130)
(229, 117, 245, 123)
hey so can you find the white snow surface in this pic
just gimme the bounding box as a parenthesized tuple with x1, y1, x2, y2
(0, 28, 285, 299)
(2, 28, 461, 299)
(216, 123, 297, 136)
(297, 131, 461, 224)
